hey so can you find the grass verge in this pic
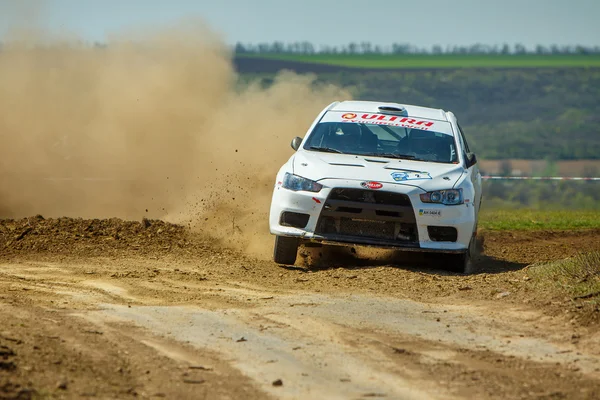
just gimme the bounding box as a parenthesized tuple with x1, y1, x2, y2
(529, 252, 600, 315)
(479, 210, 600, 231)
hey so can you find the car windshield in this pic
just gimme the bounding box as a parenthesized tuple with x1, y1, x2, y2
(303, 119, 459, 164)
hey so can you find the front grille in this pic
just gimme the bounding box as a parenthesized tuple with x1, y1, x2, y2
(328, 188, 412, 206)
(376, 210, 401, 218)
(341, 219, 394, 239)
(317, 217, 396, 240)
(315, 188, 418, 244)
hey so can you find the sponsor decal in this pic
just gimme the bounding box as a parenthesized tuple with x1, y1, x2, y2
(323, 111, 454, 135)
(340, 113, 436, 131)
(391, 171, 432, 182)
(359, 114, 434, 127)
(360, 181, 383, 190)
(419, 209, 441, 216)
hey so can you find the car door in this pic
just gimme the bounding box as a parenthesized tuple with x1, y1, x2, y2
(457, 123, 482, 221)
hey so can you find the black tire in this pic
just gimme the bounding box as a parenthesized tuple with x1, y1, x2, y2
(273, 236, 299, 265)
(446, 252, 470, 274)
(446, 232, 478, 274)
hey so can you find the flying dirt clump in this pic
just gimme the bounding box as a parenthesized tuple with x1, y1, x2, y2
(0, 20, 351, 258)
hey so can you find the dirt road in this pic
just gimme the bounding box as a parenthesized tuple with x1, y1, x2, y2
(1, 217, 600, 399)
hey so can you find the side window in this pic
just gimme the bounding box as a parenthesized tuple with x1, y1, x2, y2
(457, 123, 471, 154)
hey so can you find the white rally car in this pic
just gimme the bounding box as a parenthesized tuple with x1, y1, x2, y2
(269, 101, 482, 273)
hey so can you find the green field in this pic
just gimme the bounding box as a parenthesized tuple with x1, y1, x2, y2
(238, 53, 600, 69)
(479, 210, 600, 231)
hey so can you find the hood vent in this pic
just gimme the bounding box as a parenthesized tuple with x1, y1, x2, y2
(378, 106, 408, 116)
(329, 163, 365, 167)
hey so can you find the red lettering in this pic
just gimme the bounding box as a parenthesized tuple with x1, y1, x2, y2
(415, 120, 434, 127)
(353, 116, 434, 131)
(361, 181, 383, 190)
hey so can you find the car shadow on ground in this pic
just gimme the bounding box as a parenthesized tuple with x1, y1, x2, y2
(294, 245, 528, 276)
(469, 255, 529, 275)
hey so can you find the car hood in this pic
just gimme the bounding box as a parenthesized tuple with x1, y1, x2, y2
(292, 151, 465, 191)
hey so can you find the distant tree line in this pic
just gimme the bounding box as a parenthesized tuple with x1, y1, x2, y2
(234, 41, 600, 56)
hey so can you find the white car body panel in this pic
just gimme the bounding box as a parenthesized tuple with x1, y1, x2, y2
(269, 100, 482, 254)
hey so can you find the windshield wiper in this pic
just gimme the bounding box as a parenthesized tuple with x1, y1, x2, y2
(362, 152, 417, 160)
(309, 146, 344, 154)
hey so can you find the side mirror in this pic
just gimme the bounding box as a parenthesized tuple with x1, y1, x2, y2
(466, 153, 477, 168)
(291, 137, 302, 151)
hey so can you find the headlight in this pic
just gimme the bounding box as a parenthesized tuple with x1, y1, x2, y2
(282, 173, 323, 193)
(420, 189, 463, 205)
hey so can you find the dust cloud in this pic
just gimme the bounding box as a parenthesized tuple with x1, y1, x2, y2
(0, 16, 350, 257)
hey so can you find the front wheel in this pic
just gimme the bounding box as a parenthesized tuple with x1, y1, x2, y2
(446, 234, 476, 274)
(446, 252, 470, 274)
(273, 236, 299, 265)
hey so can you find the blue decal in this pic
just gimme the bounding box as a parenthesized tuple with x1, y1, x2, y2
(391, 171, 432, 182)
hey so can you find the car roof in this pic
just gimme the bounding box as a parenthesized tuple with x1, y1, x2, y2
(328, 100, 448, 122)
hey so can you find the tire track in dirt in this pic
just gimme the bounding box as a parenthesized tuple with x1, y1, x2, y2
(3, 271, 598, 399)
(1, 217, 600, 399)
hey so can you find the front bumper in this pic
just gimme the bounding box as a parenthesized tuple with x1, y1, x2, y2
(269, 179, 476, 253)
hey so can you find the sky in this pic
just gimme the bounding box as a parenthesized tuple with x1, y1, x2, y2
(0, 0, 599, 49)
